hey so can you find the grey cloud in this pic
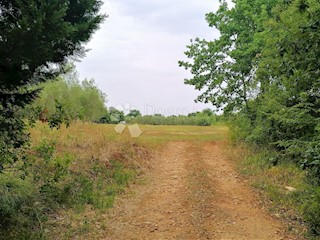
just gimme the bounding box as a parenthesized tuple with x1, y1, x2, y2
(110, 0, 218, 35)
(76, 0, 220, 115)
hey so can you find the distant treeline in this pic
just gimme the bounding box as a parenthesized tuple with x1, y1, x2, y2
(128, 111, 217, 126)
(28, 72, 218, 127)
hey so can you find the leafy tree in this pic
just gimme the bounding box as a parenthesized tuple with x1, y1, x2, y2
(109, 107, 125, 124)
(253, 0, 320, 158)
(201, 108, 213, 116)
(98, 110, 111, 124)
(179, 0, 277, 115)
(180, 0, 320, 234)
(98, 107, 127, 124)
(0, 0, 105, 168)
(31, 68, 107, 125)
(126, 109, 141, 119)
(181, 0, 319, 150)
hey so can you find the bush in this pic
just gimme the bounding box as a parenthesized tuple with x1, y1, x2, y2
(197, 118, 211, 126)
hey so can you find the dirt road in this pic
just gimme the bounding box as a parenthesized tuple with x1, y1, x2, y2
(105, 141, 295, 240)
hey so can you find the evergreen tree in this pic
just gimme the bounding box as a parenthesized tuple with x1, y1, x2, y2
(0, 0, 105, 169)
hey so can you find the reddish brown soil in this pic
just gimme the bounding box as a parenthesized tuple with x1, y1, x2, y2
(104, 141, 297, 240)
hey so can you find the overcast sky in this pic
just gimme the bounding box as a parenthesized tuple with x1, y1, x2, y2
(76, 0, 220, 116)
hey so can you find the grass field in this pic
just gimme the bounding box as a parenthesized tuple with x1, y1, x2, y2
(24, 123, 228, 239)
(10, 122, 315, 239)
(25, 123, 229, 239)
(30, 123, 229, 152)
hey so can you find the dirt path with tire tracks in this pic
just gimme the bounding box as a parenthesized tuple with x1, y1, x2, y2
(104, 141, 296, 240)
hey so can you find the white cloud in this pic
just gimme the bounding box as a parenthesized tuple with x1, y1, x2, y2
(76, 0, 220, 115)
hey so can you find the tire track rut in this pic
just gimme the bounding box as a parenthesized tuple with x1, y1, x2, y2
(104, 141, 296, 240)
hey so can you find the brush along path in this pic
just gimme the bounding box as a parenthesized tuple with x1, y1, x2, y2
(104, 141, 295, 240)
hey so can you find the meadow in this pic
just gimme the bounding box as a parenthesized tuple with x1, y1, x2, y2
(1, 122, 318, 239)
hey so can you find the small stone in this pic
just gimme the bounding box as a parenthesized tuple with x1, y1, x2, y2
(285, 186, 297, 192)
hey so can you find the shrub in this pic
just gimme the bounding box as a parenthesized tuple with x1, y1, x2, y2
(197, 118, 211, 126)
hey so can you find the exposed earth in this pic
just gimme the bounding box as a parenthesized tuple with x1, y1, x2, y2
(104, 141, 297, 240)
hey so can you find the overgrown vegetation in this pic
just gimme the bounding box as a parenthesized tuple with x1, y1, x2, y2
(180, 0, 320, 236)
(0, 123, 147, 239)
(0, 1, 110, 238)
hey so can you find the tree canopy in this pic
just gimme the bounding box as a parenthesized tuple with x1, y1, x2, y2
(180, 0, 320, 179)
(30, 67, 107, 126)
(179, 0, 277, 114)
(0, 0, 105, 169)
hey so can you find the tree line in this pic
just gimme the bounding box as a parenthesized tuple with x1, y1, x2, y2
(128, 109, 217, 126)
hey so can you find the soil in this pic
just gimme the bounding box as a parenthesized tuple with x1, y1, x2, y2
(104, 141, 298, 240)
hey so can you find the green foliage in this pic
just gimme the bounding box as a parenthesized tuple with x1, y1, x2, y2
(0, 138, 139, 238)
(109, 107, 125, 123)
(98, 110, 112, 124)
(197, 118, 211, 126)
(0, 174, 34, 225)
(129, 114, 216, 126)
(47, 100, 72, 129)
(0, 0, 105, 168)
(30, 68, 107, 127)
(126, 109, 142, 120)
(182, 0, 320, 235)
(181, 0, 320, 176)
(32, 140, 73, 206)
(179, 0, 278, 113)
(98, 107, 125, 124)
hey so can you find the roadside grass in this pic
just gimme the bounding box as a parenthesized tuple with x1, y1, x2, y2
(0, 122, 150, 239)
(227, 143, 320, 239)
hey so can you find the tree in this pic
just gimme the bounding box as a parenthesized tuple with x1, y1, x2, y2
(178, 0, 320, 233)
(31, 67, 107, 124)
(0, 0, 105, 169)
(126, 109, 141, 119)
(252, 0, 320, 153)
(201, 108, 213, 116)
(179, 0, 277, 115)
(182, 0, 320, 169)
(108, 107, 125, 124)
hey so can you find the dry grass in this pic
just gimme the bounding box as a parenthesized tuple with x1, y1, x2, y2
(30, 122, 228, 149)
(29, 123, 152, 239)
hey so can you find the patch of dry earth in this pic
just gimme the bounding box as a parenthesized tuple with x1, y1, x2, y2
(104, 141, 297, 240)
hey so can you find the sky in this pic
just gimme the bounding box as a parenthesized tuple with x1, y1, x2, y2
(76, 0, 221, 116)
